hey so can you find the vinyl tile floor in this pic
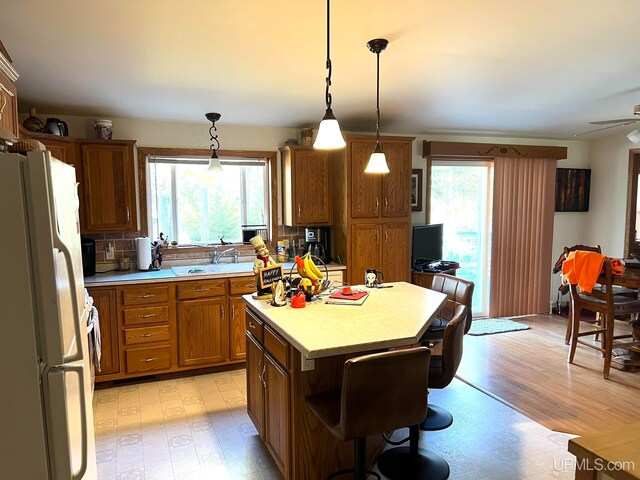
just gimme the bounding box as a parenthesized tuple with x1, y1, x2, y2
(94, 369, 579, 480)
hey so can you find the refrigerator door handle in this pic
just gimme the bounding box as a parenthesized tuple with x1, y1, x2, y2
(47, 175, 84, 364)
(59, 364, 89, 480)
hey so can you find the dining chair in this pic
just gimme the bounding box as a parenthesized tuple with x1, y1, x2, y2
(567, 258, 640, 378)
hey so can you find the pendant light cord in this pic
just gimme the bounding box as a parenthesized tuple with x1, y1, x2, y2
(375, 51, 381, 144)
(324, 0, 333, 110)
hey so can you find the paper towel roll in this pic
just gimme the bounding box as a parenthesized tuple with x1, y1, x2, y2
(136, 237, 152, 271)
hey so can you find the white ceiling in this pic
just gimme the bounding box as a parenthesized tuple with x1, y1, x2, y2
(2, 0, 640, 139)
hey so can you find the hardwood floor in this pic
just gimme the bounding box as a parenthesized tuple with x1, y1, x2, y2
(456, 314, 640, 436)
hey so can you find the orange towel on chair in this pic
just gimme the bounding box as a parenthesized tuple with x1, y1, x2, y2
(561, 250, 605, 293)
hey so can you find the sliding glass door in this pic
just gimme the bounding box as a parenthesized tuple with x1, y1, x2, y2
(430, 161, 493, 317)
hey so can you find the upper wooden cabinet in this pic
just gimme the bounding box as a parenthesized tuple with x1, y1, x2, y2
(80, 140, 137, 232)
(0, 42, 19, 142)
(350, 137, 412, 219)
(281, 146, 331, 226)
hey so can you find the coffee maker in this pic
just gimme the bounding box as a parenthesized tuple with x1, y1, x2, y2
(305, 227, 331, 263)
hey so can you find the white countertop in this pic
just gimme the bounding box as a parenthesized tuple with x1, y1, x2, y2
(243, 282, 448, 359)
(84, 262, 346, 287)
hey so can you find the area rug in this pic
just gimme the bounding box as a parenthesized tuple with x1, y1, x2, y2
(468, 318, 531, 336)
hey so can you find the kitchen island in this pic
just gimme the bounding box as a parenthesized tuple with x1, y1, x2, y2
(243, 281, 447, 480)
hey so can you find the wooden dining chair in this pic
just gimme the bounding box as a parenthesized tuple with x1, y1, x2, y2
(567, 258, 640, 378)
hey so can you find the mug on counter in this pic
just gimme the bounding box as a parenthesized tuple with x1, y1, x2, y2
(365, 269, 384, 288)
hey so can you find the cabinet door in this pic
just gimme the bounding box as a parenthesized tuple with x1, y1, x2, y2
(0, 70, 18, 142)
(294, 149, 331, 225)
(264, 353, 290, 479)
(246, 332, 264, 437)
(81, 143, 136, 231)
(177, 298, 228, 367)
(350, 223, 382, 285)
(381, 141, 412, 218)
(229, 297, 247, 361)
(382, 223, 411, 282)
(87, 287, 120, 376)
(350, 139, 381, 218)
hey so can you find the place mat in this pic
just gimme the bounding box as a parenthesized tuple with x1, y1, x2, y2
(468, 318, 531, 336)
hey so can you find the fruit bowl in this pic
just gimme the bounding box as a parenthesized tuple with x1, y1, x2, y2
(288, 254, 330, 299)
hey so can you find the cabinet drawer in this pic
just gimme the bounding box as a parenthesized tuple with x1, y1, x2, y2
(177, 279, 227, 300)
(264, 325, 289, 370)
(124, 325, 170, 346)
(123, 305, 169, 326)
(122, 285, 169, 306)
(229, 277, 256, 295)
(246, 309, 264, 343)
(125, 346, 171, 374)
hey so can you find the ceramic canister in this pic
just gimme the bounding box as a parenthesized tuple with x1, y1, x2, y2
(94, 119, 113, 140)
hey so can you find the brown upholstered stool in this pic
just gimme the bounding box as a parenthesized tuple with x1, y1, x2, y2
(306, 347, 431, 480)
(420, 304, 467, 432)
(421, 274, 474, 343)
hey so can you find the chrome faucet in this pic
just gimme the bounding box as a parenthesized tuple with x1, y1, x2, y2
(212, 246, 239, 264)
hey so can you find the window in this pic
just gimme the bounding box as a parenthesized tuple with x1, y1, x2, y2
(147, 156, 269, 244)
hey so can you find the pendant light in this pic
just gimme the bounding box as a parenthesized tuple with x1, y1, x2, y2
(313, 0, 346, 150)
(206, 112, 223, 172)
(364, 38, 390, 174)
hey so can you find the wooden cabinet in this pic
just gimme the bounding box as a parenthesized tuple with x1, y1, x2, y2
(245, 309, 291, 479)
(120, 283, 174, 377)
(80, 141, 137, 232)
(282, 146, 331, 226)
(350, 138, 411, 219)
(229, 297, 247, 361)
(87, 287, 120, 376)
(0, 44, 19, 142)
(331, 134, 414, 285)
(264, 352, 290, 478)
(246, 331, 264, 435)
(177, 297, 228, 367)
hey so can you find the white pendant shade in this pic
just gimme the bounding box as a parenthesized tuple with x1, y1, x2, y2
(365, 151, 390, 174)
(207, 156, 223, 172)
(314, 117, 346, 149)
(627, 129, 640, 144)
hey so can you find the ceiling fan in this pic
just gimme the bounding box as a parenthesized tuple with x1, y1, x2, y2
(576, 104, 640, 136)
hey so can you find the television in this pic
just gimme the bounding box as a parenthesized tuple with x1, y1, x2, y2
(412, 224, 443, 265)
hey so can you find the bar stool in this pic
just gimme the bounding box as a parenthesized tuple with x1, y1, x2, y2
(306, 347, 431, 480)
(420, 304, 467, 431)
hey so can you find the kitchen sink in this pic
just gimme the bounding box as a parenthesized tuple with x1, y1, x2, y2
(171, 262, 256, 277)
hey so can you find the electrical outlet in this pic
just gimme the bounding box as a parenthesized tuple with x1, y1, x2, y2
(105, 243, 114, 261)
(301, 356, 315, 371)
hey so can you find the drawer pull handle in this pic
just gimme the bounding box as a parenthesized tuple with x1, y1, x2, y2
(141, 333, 156, 337)
(140, 314, 157, 318)
(194, 288, 207, 293)
(139, 294, 155, 298)
(261, 364, 266, 388)
(141, 357, 157, 363)
(248, 321, 256, 329)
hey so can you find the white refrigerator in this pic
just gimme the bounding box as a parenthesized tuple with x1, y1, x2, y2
(0, 151, 97, 479)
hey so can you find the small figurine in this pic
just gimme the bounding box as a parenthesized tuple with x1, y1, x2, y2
(271, 280, 287, 307)
(159, 232, 170, 247)
(151, 241, 163, 270)
(251, 235, 277, 299)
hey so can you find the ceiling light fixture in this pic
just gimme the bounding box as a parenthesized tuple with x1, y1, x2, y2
(364, 38, 390, 174)
(206, 112, 223, 172)
(313, 0, 346, 150)
(627, 128, 640, 144)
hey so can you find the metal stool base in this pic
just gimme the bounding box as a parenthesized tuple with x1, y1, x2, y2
(420, 404, 454, 431)
(377, 446, 450, 480)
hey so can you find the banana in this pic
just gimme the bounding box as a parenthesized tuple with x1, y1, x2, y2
(306, 254, 324, 279)
(297, 265, 307, 278)
(303, 255, 319, 282)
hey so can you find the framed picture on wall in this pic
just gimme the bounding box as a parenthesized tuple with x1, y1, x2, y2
(411, 169, 423, 212)
(555, 168, 591, 212)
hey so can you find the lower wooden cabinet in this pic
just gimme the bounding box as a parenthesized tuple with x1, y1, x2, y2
(350, 223, 381, 285)
(229, 297, 247, 361)
(87, 287, 120, 376)
(246, 332, 265, 436)
(246, 309, 291, 479)
(264, 352, 290, 478)
(177, 297, 228, 367)
(382, 222, 411, 283)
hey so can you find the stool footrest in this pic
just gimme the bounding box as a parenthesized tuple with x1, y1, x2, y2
(377, 446, 449, 480)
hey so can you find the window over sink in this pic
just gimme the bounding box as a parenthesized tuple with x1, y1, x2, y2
(147, 155, 269, 245)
